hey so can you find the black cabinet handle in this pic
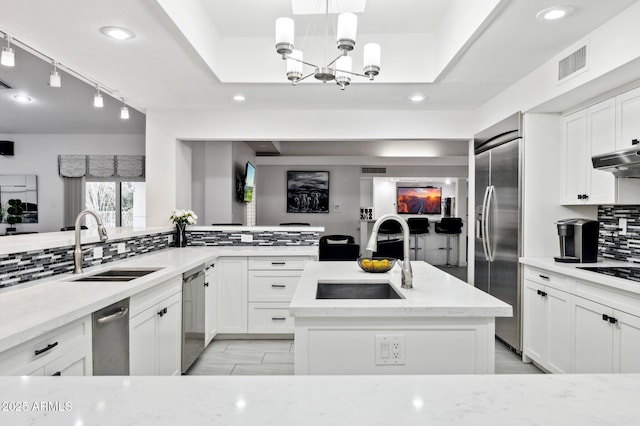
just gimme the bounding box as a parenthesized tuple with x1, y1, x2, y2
(271, 284, 286, 288)
(539, 275, 550, 280)
(536, 289, 547, 297)
(204, 282, 209, 287)
(577, 194, 582, 200)
(609, 317, 618, 324)
(632, 138, 639, 145)
(271, 262, 286, 265)
(602, 314, 610, 321)
(583, 194, 589, 200)
(34, 342, 58, 356)
(158, 307, 168, 317)
(271, 317, 286, 321)
(52, 371, 61, 376)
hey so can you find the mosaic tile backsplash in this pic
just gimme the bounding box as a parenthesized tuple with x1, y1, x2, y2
(0, 229, 320, 289)
(598, 205, 640, 263)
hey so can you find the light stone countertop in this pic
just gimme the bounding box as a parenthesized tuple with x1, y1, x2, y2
(0, 246, 318, 352)
(1, 374, 638, 425)
(290, 261, 512, 318)
(520, 257, 640, 295)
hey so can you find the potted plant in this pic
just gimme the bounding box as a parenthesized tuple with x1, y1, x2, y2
(169, 209, 198, 247)
(6, 199, 23, 232)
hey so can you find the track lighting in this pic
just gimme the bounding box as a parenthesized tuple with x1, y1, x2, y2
(93, 86, 104, 108)
(49, 61, 61, 87)
(120, 99, 130, 119)
(1, 35, 15, 67)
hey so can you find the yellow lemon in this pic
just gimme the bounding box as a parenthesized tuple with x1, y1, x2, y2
(380, 259, 390, 269)
(361, 259, 372, 269)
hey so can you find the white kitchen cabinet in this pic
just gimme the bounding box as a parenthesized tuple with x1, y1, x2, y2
(522, 278, 572, 373)
(0, 315, 92, 376)
(217, 257, 248, 333)
(615, 86, 640, 150)
(130, 276, 182, 376)
(561, 100, 616, 205)
(572, 294, 640, 374)
(247, 257, 309, 334)
(204, 262, 218, 346)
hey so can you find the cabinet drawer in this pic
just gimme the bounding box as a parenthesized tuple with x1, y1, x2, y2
(524, 267, 569, 291)
(248, 257, 309, 271)
(248, 271, 301, 302)
(248, 303, 294, 333)
(130, 276, 182, 317)
(0, 316, 91, 375)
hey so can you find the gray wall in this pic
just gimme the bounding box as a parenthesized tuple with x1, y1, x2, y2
(0, 133, 144, 233)
(257, 165, 361, 238)
(232, 142, 257, 224)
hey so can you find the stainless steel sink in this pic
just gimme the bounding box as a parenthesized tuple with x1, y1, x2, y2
(73, 268, 163, 282)
(316, 282, 404, 299)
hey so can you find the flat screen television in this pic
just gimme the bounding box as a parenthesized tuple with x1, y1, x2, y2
(242, 161, 256, 202)
(397, 186, 441, 215)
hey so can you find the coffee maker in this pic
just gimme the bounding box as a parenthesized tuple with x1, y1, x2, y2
(554, 218, 599, 263)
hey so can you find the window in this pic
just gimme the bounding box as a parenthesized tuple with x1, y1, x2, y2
(85, 180, 146, 228)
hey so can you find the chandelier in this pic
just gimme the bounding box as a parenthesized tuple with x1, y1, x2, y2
(275, 1, 381, 90)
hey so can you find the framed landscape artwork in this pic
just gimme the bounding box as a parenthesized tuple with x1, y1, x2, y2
(287, 171, 329, 213)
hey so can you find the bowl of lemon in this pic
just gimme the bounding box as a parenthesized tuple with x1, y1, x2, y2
(357, 257, 396, 273)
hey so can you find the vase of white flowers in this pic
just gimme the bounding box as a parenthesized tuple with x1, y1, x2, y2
(169, 209, 198, 247)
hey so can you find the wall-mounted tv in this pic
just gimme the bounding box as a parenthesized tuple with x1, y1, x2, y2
(242, 161, 256, 203)
(397, 186, 441, 215)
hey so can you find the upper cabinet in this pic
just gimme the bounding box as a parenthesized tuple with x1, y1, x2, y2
(615, 87, 640, 150)
(561, 94, 640, 205)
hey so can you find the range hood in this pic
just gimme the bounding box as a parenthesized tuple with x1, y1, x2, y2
(592, 146, 640, 178)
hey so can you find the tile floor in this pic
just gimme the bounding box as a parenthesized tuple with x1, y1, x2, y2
(186, 338, 542, 375)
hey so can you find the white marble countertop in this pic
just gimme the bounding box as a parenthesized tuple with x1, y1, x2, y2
(190, 225, 324, 232)
(0, 246, 318, 352)
(520, 257, 640, 295)
(1, 374, 638, 425)
(290, 261, 512, 318)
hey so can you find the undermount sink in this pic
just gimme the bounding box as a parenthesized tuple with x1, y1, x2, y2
(316, 282, 404, 300)
(73, 268, 163, 282)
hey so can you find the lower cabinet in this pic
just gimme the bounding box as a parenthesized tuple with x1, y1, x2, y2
(0, 315, 92, 376)
(574, 296, 640, 373)
(217, 256, 309, 335)
(522, 279, 572, 373)
(204, 262, 218, 346)
(523, 265, 640, 374)
(130, 277, 182, 376)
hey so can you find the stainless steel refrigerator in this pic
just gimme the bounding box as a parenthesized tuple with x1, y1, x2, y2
(474, 112, 523, 353)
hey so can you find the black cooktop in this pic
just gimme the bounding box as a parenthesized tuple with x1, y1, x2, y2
(577, 266, 640, 282)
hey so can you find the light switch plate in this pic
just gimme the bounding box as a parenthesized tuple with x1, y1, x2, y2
(93, 247, 103, 259)
(168, 235, 174, 244)
(241, 234, 253, 243)
(619, 218, 628, 236)
(375, 335, 406, 365)
(117, 243, 126, 254)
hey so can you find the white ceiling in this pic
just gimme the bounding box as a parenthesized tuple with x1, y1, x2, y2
(0, 0, 637, 142)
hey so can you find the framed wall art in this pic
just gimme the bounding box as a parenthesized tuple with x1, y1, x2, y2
(286, 171, 329, 213)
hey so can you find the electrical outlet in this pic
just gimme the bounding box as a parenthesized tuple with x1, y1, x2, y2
(619, 218, 628, 236)
(117, 243, 126, 254)
(93, 247, 103, 259)
(241, 234, 253, 243)
(168, 235, 174, 244)
(375, 335, 406, 365)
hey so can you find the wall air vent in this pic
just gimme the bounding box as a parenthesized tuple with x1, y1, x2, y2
(361, 167, 387, 174)
(558, 45, 587, 81)
(0, 79, 13, 90)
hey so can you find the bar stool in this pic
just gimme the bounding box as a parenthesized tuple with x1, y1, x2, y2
(435, 217, 463, 267)
(407, 217, 429, 261)
(378, 219, 402, 240)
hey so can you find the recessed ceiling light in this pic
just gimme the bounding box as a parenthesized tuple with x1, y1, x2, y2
(233, 95, 246, 102)
(100, 26, 136, 40)
(13, 95, 32, 103)
(409, 94, 426, 102)
(536, 6, 574, 21)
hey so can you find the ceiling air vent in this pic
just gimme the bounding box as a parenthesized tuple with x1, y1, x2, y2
(558, 45, 587, 81)
(0, 79, 13, 90)
(361, 167, 387, 174)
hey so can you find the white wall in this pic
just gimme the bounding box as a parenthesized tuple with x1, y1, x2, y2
(522, 113, 597, 258)
(257, 165, 361, 238)
(0, 133, 144, 233)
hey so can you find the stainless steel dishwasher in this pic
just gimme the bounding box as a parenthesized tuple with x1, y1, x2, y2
(92, 298, 130, 375)
(182, 265, 206, 373)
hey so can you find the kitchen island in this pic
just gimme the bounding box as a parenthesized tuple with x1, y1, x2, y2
(290, 261, 512, 375)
